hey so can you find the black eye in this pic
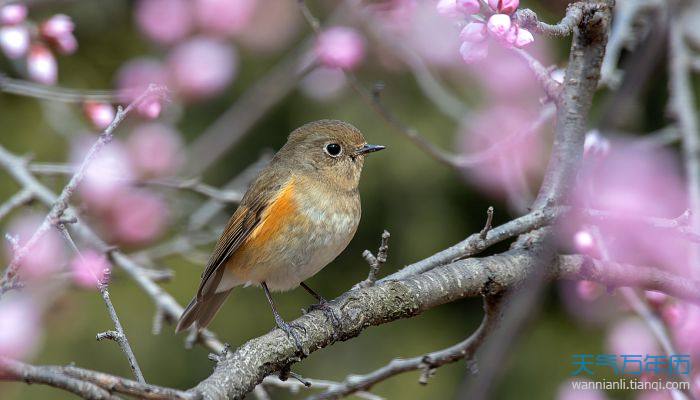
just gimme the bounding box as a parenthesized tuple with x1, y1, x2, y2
(324, 143, 342, 157)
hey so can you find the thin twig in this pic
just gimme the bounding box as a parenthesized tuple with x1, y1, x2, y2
(0, 84, 167, 295)
(0, 189, 33, 221)
(480, 207, 494, 239)
(0, 73, 134, 103)
(356, 231, 390, 288)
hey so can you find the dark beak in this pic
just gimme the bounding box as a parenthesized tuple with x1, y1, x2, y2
(354, 144, 386, 156)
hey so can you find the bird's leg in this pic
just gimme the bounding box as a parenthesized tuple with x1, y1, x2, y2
(300, 282, 342, 334)
(262, 282, 305, 355)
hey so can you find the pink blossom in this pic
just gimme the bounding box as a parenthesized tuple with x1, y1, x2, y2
(299, 67, 347, 101)
(511, 26, 534, 48)
(0, 298, 41, 360)
(108, 190, 168, 245)
(167, 36, 237, 100)
(436, 0, 460, 17)
(606, 317, 659, 356)
(0, 24, 29, 59)
(673, 304, 700, 354)
(83, 102, 115, 130)
(488, 0, 519, 15)
(40, 14, 74, 38)
(456, 0, 480, 14)
(194, 0, 256, 37)
(70, 250, 111, 289)
(235, 0, 302, 54)
(643, 290, 668, 306)
(570, 140, 688, 275)
(459, 41, 488, 63)
(115, 58, 168, 101)
(661, 302, 685, 327)
(400, 2, 461, 66)
(583, 130, 611, 158)
(6, 214, 66, 280)
(27, 44, 57, 85)
(556, 379, 608, 400)
(73, 138, 135, 209)
(487, 14, 512, 39)
(0, 4, 27, 25)
(135, 0, 192, 45)
(459, 106, 547, 197)
(127, 123, 184, 177)
(576, 280, 602, 302)
(137, 98, 162, 119)
(573, 230, 596, 254)
(459, 22, 487, 43)
(315, 27, 366, 70)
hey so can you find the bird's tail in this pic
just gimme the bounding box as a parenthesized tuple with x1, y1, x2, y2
(175, 289, 232, 333)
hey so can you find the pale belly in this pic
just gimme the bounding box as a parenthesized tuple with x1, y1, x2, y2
(219, 194, 361, 292)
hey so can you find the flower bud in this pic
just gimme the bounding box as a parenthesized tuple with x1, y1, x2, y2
(487, 14, 512, 39)
(456, 0, 480, 15)
(459, 22, 487, 43)
(83, 102, 116, 130)
(0, 4, 27, 25)
(488, 0, 519, 15)
(27, 44, 57, 85)
(315, 27, 365, 70)
(0, 24, 28, 58)
(459, 40, 488, 63)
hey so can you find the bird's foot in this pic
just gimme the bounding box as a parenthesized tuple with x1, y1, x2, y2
(306, 299, 342, 337)
(274, 316, 306, 355)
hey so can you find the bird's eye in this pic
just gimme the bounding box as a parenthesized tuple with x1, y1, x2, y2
(324, 143, 342, 157)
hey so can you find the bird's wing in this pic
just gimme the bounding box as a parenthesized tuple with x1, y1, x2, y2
(196, 170, 293, 299)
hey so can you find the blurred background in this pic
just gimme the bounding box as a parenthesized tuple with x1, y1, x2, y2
(0, 0, 691, 399)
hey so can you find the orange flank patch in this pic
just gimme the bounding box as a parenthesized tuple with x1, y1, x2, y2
(249, 179, 298, 245)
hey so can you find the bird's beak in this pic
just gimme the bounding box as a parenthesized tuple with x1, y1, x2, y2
(354, 144, 386, 156)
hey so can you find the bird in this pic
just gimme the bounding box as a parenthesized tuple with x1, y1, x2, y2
(176, 119, 385, 351)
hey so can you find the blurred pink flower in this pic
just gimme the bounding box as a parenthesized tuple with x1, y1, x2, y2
(606, 317, 659, 355)
(556, 379, 608, 400)
(487, 14, 511, 39)
(235, 0, 302, 54)
(573, 230, 596, 254)
(115, 58, 168, 100)
(315, 27, 365, 70)
(456, 0, 480, 14)
(459, 41, 488, 63)
(83, 102, 115, 130)
(467, 44, 549, 99)
(6, 214, 66, 280)
(137, 97, 162, 119)
(509, 26, 534, 48)
(70, 250, 111, 289)
(460, 22, 487, 43)
(459, 105, 546, 198)
(27, 44, 57, 85)
(673, 304, 700, 354)
(569, 140, 688, 275)
(436, 0, 460, 17)
(402, 2, 461, 66)
(488, 0, 519, 15)
(40, 14, 77, 55)
(583, 130, 611, 159)
(299, 67, 347, 101)
(0, 24, 29, 59)
(108, 190, 168, 245)
(127, 123, 184, 177)
(135, 0, 192, 45)
(576, 280, 603, 302)
(0, 4, 27, 25)
(0, 297, 41, 360)
(643, 290, 668, 306)
(194, 0, 256, 37)
(73, 137, 135, 210)
(167, 36, 237, 100)
(661, 302, 685, 327)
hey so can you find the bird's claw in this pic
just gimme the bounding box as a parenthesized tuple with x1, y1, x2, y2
(275, 319, 306, 355)
(307, 300, 342, 337)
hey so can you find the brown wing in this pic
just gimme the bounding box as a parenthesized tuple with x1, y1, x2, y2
(196, 169, 290, 300)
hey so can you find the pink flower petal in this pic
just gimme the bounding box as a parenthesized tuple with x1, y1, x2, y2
(315, 27, 366, 70)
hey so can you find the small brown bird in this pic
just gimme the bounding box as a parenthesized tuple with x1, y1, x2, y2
(176, 120, 384, 349)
